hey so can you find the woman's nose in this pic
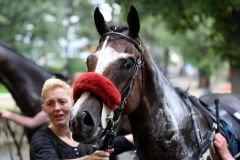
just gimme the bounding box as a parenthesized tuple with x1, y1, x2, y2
(53, 103, 61, 110)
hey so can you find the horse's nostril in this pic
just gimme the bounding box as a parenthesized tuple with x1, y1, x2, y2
(82, 112, 94, 126)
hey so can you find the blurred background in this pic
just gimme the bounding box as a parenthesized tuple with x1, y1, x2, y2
(1, 0, 240, 159)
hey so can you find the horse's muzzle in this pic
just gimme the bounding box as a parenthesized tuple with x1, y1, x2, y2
(69, 111, 97, 143)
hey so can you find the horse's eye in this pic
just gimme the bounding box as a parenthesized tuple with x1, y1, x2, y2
(124, 58, 134, 70)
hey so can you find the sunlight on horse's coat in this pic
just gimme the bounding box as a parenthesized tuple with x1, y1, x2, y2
(154, 61, 194, 157)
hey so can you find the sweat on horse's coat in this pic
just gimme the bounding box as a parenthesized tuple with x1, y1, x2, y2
(69, 6, 240, 160)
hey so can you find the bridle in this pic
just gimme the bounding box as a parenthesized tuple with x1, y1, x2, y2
(94, 29, 145, 150)
(100, 30, 145, 111)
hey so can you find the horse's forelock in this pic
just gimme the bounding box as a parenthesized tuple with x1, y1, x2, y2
(108, 25, 128, 33)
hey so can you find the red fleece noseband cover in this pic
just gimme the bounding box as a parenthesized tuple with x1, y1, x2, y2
(73, 72, 121, 110)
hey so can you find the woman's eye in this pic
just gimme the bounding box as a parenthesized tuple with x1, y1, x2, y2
(59, 100, 66, 105)
(46, 102, 53, 107)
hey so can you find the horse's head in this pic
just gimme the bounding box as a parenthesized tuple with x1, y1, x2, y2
(69, 6, 144, 143)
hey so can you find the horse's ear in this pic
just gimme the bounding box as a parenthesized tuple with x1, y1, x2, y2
(127, 5, 140, 38)
(94, 7, 109, 36)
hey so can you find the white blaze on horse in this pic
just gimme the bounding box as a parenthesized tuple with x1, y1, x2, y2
(69, 6, 240, 160)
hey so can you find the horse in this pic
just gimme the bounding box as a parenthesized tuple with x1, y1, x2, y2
(0, 43, 68, 142)
(69, 6, 240, 160)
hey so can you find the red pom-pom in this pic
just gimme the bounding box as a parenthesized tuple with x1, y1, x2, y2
(73, 72, 121, 110)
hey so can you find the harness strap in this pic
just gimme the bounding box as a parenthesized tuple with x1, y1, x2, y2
(97, 30, 145, 150)
(177, 90, 218, 159)
(101, 32, 144, 54)
(119, 59, 143, 110)
(177, 90, 204, 149)
(100, 31, 144, 111)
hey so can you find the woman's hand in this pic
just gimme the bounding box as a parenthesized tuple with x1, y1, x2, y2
(79, 150, 112, 160)
(91, 150, 110, 160)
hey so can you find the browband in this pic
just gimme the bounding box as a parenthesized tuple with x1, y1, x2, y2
(100, 32, 144, 54)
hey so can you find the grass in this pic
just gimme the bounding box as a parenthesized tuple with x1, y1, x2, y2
(0, 84, 8, 93)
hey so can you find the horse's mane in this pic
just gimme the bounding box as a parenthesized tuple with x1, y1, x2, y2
(0, 43, 41, 67)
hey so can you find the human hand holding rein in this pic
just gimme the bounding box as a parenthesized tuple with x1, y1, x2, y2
(214, 133, 235, 160)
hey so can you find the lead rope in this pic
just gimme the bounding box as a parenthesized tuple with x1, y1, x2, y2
(90, 117, 116, 152)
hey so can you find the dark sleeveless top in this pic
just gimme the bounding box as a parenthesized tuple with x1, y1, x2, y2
(30, 127, 134, 160)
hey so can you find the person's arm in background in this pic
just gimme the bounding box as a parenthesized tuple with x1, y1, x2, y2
(0, 110, 49, 128)
(214, 133, 235, 160)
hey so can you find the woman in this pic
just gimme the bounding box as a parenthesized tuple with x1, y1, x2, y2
(0, 73, 82, 129)
(30, 78, 133, 160)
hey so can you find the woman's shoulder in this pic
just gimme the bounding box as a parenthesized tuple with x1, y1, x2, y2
(31, 127, 56, 144)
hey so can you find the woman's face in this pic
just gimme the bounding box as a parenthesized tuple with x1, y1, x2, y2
(42, 87, 73, 128)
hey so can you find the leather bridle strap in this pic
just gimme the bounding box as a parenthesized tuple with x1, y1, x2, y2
(100, 31, 144, 111)
(100, 32, 144, 54)
(119, 58, 143, 110)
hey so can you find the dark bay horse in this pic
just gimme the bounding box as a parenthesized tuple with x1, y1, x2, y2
(69, 6, 240, 160)
(0, 43, 68, 141)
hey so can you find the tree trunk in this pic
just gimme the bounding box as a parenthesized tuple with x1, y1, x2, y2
(163, 48, 169, 76)
(198, 69, 210, 88)
(230, 63, 240, 93)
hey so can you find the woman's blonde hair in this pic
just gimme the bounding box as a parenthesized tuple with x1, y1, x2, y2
(41, 78, 71, 101)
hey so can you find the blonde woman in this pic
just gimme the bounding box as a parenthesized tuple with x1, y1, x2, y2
(30, 78, 111, 160)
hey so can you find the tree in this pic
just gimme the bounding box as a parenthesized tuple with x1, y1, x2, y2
(110, 0, 240, 93)
(0, 0, 97, 74)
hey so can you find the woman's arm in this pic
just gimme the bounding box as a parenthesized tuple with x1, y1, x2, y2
(0, 110, 49, 128)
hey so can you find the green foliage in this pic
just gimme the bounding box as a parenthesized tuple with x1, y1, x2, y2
(112, 0, 240, 65)
(0, 84, 8, 93)
(0, 0, 96, 73)
(66, 58, 87, 75)
(0, 0, 66, 59)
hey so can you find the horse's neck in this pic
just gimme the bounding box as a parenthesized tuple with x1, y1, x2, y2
(0, 46, 51, 115)
(144, 57, 190, 133)
(129, 56, 195, 159)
